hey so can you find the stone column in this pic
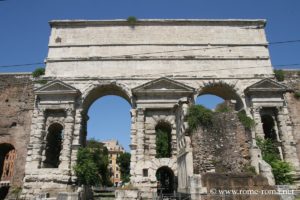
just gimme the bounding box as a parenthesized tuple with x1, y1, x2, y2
(26, 108, 46, 170)
(130, 108, 137, 179)
(136, 108, 145, 161)
(59, 108, 75, 172)
(252, 106, 264, 139)
(70, 108, 83, 181)
(131, 108, 145, 186)
(277, 106, 300, 170)
(250, 107, 262, 173)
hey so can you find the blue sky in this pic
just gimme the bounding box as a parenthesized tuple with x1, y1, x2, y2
(1, 0, 299, 151)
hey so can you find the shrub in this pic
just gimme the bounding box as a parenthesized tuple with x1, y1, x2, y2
(274, 70, 284, 82)
(256, 138, 294, 184)
(127, 16, 137, 27)
(187, 105, 213, 132)
(237, 110, 255, 130)
(32, 68, 45, 78)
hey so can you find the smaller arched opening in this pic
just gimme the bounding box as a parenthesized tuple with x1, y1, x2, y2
(156, 166, 175, 195)
(43, 123, 64, 168)
(259, 108, 282, 160)
(261, 115, 277, 141)
(155, 122, 172, 158)
(0, 143, 16, 199)
(196, 82, 244, 111)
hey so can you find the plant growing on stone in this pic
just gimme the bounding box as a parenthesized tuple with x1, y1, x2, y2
(32, 67, 45, 78)
(274, 70, 285, 82)
(294, 91, 300, 100)
(256, 137, 294, 184)
(215, 102, 232, 113)
(187, 105, 213, 132)
(127, 16, 137, 27)
(237, 110, 255, 130)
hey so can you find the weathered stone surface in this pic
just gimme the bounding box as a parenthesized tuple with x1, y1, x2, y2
(115, 189, 141, 200)
(191, 107, 251, 174)
(0, 73, 34, 187)
(10, 19, 299, 199)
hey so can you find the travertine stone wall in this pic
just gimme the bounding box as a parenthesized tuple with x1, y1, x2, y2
(0, 74, 34, 187)
(46, 19, 272, 78)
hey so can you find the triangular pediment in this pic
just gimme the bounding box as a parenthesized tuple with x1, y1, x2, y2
(132, 77, 194, 94)
(246, 78, 287, 93)
(35, 80, 79, 95)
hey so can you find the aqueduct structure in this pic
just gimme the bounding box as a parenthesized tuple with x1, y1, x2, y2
(2, 19, 298, 199)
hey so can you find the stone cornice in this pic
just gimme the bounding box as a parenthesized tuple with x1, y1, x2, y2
(46, 56, 270, 63)
(49, 19, 266, 28)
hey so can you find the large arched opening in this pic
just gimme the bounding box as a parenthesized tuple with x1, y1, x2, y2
(79, 83, 132, 188)
(0, 143, 16, 199)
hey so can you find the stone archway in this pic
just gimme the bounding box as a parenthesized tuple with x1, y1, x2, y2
(156, 166, 176, 195)
(0, 143, 16, 182)
(81, 82, 133, 114)
(197, 81, 244, 111)
(0, 143, 16, 200)
(79, 82, 133, 140)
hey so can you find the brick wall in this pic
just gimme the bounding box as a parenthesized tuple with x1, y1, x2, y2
(191, 110, 251, 174)
(0, 73, 34, 187)
(283, 70, 300, 167)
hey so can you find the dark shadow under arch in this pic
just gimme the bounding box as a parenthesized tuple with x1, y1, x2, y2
(44, 123, 63, 168)
(0, 143, 15, 181)
(0, 143, 16, 200)
(156, 166, 176, 195)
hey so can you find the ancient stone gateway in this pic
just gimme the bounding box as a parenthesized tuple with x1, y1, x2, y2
(22, 19, 300, 199)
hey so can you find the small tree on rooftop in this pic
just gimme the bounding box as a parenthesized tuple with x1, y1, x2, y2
(127, 16, 137, 27)
(32, 68, 45, 78)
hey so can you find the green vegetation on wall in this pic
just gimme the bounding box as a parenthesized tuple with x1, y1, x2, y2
(215, 102, 233, 113)
(294, 91, 300, 100)
(237, 110, 255, 130)
(256, 138, 294, 184)
(32, 68, 45, 78)
(187, 105, 213, 132)
(274, 70, 285, 82)
(127, 16, 137, 27)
